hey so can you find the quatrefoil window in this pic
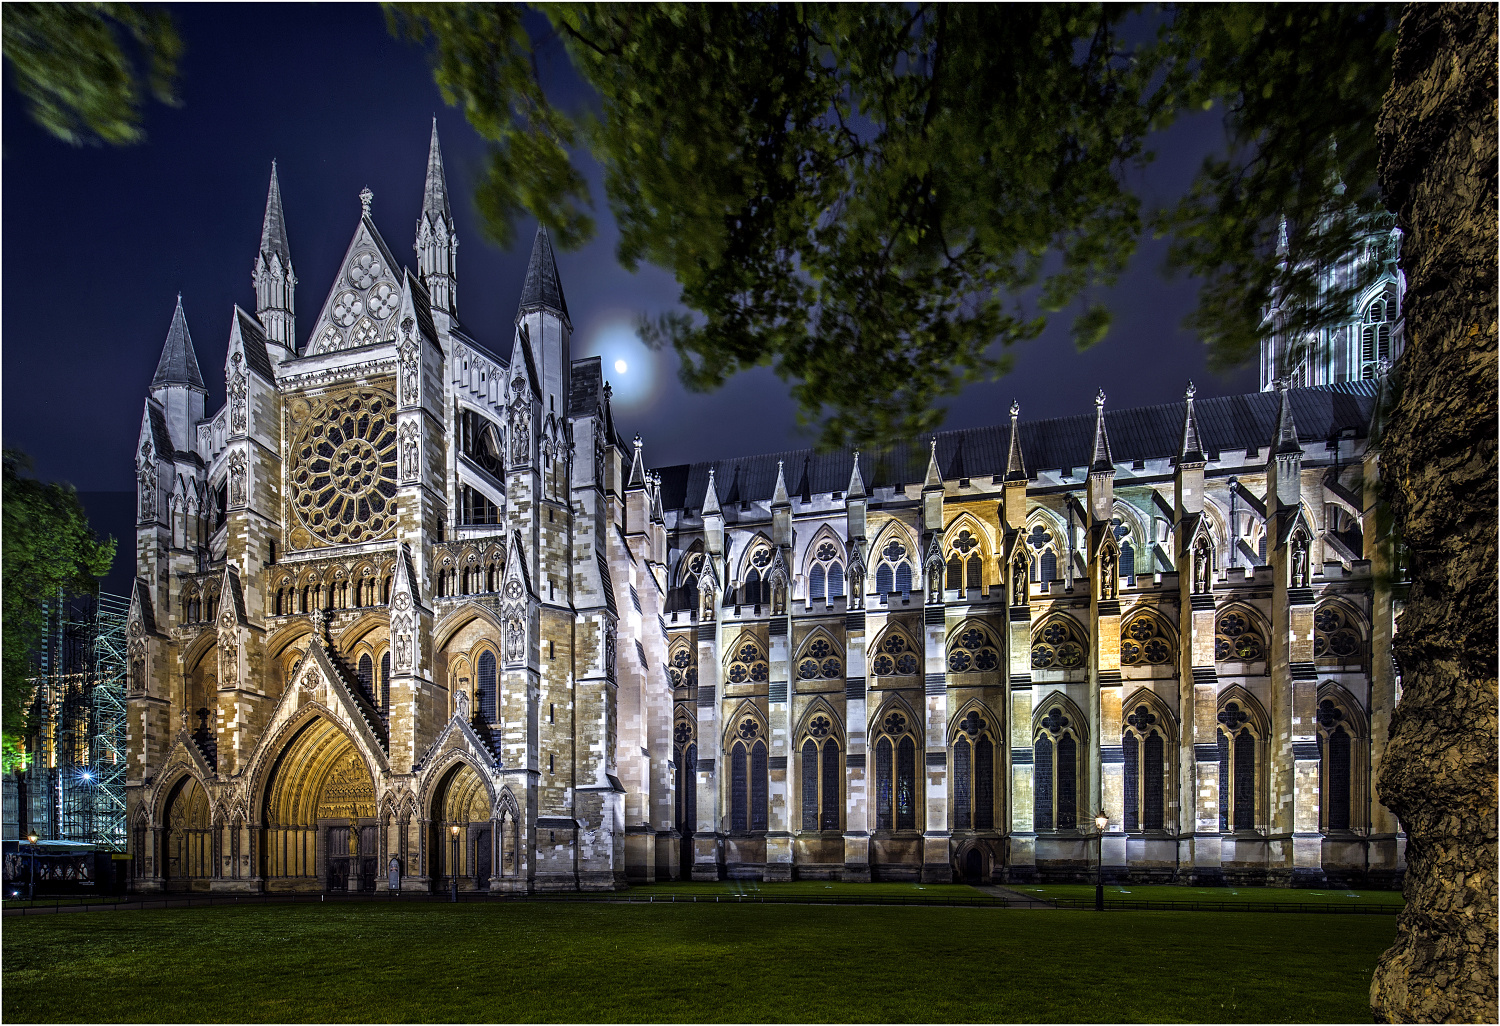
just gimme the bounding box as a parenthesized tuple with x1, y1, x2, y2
(816, 542, 838, 561)
(1217, 702, 1250, 731)
(1039, 708, 1070, 735)
(347, 251, 383, 289)
(368, 281, 399, 319)
(1317, 699, 1345, 730)
(1027, 525, 1053, 551)
(952, 530, 978, 555)
(882, 540, 907, 562)
(674, 721, 693, 745)
(882, 712, 907, 736)
(331, 291, 363, 327)
(808, 716, 831, 739)
(751, 548, 772, 569)
(959, 711, 986, 736)
(1127, 705, 1156, 731)
(737, 719, 759, 740)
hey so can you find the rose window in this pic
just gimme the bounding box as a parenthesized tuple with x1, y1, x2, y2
(332, 291, 364, 327)
(1032, 618, 1085, 669)
(368, 281, 399, 319)
(737, 719, 759, 741)
(1121, 616, 1173, 665)
(1215, 612, 1265, 662)
(882, 712, 907, 736)
(289, 388, 399, 545)
(347, 251, 383, 290)
(1314, 607, 1361, 660)
(672, 649, 692, 669)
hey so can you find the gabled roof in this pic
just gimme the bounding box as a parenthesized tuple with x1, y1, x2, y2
(654, 382, 1379, 511)
(301, 195, 407, 356)
(516, 225, 569, 324)
(151, 296, 206, 392)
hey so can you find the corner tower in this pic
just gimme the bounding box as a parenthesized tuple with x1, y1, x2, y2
(252, 162, 296, 358)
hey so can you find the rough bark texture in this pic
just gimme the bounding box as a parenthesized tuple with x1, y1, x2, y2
(1371, 4, 1499, 1023)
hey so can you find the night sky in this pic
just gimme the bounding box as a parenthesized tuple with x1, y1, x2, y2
(2, 5, 1258, 592)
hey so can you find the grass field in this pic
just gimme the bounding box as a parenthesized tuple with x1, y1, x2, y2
(1013, 883, 1406, 906)
(3, 902, 1393, 1023)
(624, 879, 1000, 901)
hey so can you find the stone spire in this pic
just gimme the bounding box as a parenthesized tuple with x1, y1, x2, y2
(1005, 400, 1027, 481)
(1272, 378, 1303, 456)
(253, 162, 297, 353)
(627, 434, 647, 489)
(152, 295, 205, 392)
(923, 437, 943, 491)
(1179, 382, 1206, 465)
(416, 119, 458, 315)
(846, 449, 867, 500)
(1089, 389, 1114, 473)
(702, 466, 721, 516)
(771, 459, 790, 507)
(516, 225, 570, 325)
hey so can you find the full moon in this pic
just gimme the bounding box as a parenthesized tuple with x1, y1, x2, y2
(614, 359, 628, 374)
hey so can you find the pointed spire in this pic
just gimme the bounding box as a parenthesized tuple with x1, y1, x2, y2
(627, 434, 646, 489)
(1179, 382, 1206, 465)
(701, 466, 721, 516)
(771, 459, 790, 507)
(259, 161, 291, 269)
(1272, 378, 1303, 456)
(1005, 400, 1027, 481)
(846, 450, 867, 500)
(517, 225, 570, 324)
(923, 437, 943, 490)
(152, 295, 206, 392)
(1089, 389, 1113, 473)
(421, 119, 452, 225)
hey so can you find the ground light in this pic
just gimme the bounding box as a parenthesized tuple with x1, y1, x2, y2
(449, 824, 460, 903)
(1094, 809, 1108, 911)
(27, 832, 39, 900)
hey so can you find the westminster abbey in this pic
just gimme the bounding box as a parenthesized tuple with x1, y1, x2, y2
(125, 125, 1405, 892)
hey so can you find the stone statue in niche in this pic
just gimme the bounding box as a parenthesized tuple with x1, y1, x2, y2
(1012, 559, 1028, 606)
(398, 421, 419, 482)
(455, 686, 470, 722)
(1291, 535, 1309, 588)
(700, 580, 716, 622)
(398, 319, 419, 405)
(1193, 541, 1212, 595)
(228, 451, 246, 507)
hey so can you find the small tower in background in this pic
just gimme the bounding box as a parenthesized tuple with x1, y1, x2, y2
(252, 162, 296, 358)
(416, 119, 458, 317)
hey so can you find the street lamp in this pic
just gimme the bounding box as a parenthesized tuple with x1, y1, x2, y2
(1094, 810, 1108, 911)
(449, 824, 460, 903)
(26, 832, 39, 901)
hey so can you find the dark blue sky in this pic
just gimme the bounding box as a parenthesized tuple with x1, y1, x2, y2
(3, 4, 1257, 579)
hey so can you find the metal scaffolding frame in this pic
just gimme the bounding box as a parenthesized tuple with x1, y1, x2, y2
(23, 591, 128, 851)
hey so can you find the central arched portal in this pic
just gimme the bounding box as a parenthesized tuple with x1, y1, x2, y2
(428, 761, 494, 893)
(259, 716, 378, 893)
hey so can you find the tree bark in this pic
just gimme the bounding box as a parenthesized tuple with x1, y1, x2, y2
(1371, 4, 1498, 1023)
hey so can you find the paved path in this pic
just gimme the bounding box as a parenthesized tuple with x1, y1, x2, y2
(975, 885, 1058, 909)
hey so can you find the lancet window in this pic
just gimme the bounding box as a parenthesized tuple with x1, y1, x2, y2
(476, 649, 497, 724)
(1359, 286, 1397, 379)
(1123, 701, 1169, 831)
(742, 543, 773, 608)
(1026, 523, 1061, 584)
(944, 527, 985, 595)
(1216, 699, 1262, 833)
(798, 713, 842, 831)
(1034, 703, 1082, 831)
(873, 709, 918, 831)
(951, 710, 996, 831)
(728, 715, 768, 833)
(873, 537, 914, 600)
(807, 539, 845, 602)
(674, 716, 697, 839)
(1316, 691, 1367, 833)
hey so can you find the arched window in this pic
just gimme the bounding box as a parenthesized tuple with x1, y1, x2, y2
(1314, 605, 1363, 663)
(870, 630, 920, 678)
(1120, 541, 1135, 581)
(1360, 286, 1397, 379)
(476, 650, 497, 724)
(358, 654, 373, 696)
(1034, 704, 1082, 831)
(1026, 523, 1060, 583)
(796, 634, 843, 681)
(810, 564, 826, 600)
(873, 709, 918, 831)
(874, 538, 913, 600)
(742, 544, 773, 607)
(799, 713, 841, 831)
(943, 525, 986, 596)
(668, 645, 698, 690)
(674, 718, 697, 840)
(1123, 702, 1168, 831)
(728, 716, 767, 833)
(807, 539, 844, 602)
(951, 710, 995, 831)
(1121, 613, 1174, 666)
(946, 553, 963, 590)
(1216, 700, 1261, 833)
(1316, 692, 1367, 833)
(1032, 616, 1087, 670)
(947, 625, 1001, 674)
(726, 637, 769, 684)
(380, 652, 390, 711)
(1215, 610, 1266, 663)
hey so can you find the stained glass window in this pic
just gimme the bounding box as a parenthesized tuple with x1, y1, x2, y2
(751, 742, 769, 832)
(975, 736, 994, 830)
(1034, 735, 1054, 831)
(477, 650, 497, 723)
(821, 739, 840, 831)
(1123, 733, 1140, 832)
(896, 737, 916, 830)
(1057, 734, 1077, 829)
(731, 743, 748, 832)
(953, 738, 972, 830)
(1144, 732, 1165, 830)
(876, 737, 894, 830)
(801, 739, 819, 831)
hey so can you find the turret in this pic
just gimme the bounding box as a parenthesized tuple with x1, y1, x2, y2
(1174, 382, 1206, 517)
(771, 459, 792, 547)
(415, 119, 458, 317)
(702, 466, 724, 556)
(1002, 400, 1028, 529)
(515, 225, 571, 426)
(252, 162, 296, 359)
(1266, 379, 1303, 514)
(149, 295, 206, 453)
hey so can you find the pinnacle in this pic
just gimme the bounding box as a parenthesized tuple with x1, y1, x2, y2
(517, 225, 570, 324)
(258, 161, 291, 268)
(1272, 378, 1303, 457)
(846, 450, 867, 500)
(1005, 400, 1027, 481)
(421, 119, 452, 224)
(1089, 388, 1114, 473)
(1180, 381, 1206, 465)
(151, 295, 206, 392)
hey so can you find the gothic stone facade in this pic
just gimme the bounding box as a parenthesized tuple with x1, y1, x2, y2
(125, 129, 1404, 892)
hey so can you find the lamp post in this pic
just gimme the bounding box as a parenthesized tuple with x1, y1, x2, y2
(26, 832, 39, 901)
(1094, 810, 1108, 911)
(449, 824, 460, 903)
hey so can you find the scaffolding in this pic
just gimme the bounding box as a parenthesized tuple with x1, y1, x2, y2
(20, 590, 128, 851)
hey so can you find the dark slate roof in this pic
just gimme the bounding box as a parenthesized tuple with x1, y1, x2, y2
(152, 296, 206, 391)
(451, 327, 508, 368)
(569, 356, 602, 417)
(421, 119, 452, 224)
(132, 577, 160, 636)
(405, 269, 438, 347)
(516, 226, 569, 322)
(145, 400, 174, 455)
(259, 162, 291, 267)
(655, 381, 1378, 512)
(234, 307, 275, 380)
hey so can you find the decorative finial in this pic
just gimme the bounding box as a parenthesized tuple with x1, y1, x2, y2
(603, 381, 613, 399)
(1185, 382, 1196, 401)
(778, 459, 784, 471)
(1095, 388, 1106, 409)
(359, 187, 373, 216)
(1010, 400, 1020, 419)
(930, 437, 938, 455)
(707, 466, 716, 483)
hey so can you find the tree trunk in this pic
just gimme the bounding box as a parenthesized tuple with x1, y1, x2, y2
(1371, 4, 1498, 1023)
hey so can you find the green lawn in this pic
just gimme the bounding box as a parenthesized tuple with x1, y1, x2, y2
(624, 879, 1000, 902)
(3, 902, 1393, 1023)
(1013, 884, 1405, 906)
